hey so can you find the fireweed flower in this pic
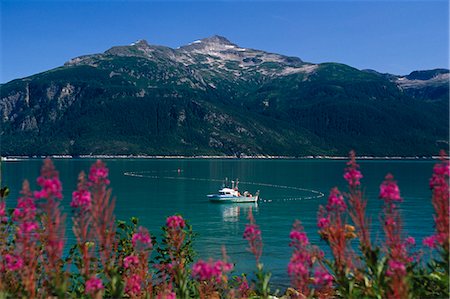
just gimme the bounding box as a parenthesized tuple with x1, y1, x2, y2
(344, 151, 363, 188)
(243, 208, 262, 263)
(124, 255, 140, 269)
(192, 260, 214, 281)
(236, 276, 250, 298)
(125, 273, 142, 296)
(165, 214, 186, 253)
(4, 254, 24, 271)
(379, 174, 402, 203)
(427, 151, 449, 251)
(423, 235, 437, 248)
(287, 221, 317, 296)
(132, 226, 152, 251)
(192, 257, 233, 299)
(0, 201, 7, 223)
(379, 174, 411, 298)
(85, 276, 104, 295)
(166, 215, 185, 229)
(326, 187, 347, 212)
(34, 159, 63, 200)
(192, 259, 233, 282)
(386, 259, 406, 276)
(313, 269, 333, 289)
(71, 189, 91, 209)
(88, 160, 110, 186)
(317, 217, 330, 229)
(405, 236, 415, 246)
(289, 230, 309, 246)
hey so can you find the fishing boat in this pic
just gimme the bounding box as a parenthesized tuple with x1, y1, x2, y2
(207, 178, 259, 203)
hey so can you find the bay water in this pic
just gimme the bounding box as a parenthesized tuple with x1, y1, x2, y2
(2, 158, 436, 288)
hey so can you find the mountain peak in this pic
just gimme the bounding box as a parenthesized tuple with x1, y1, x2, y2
(181, 35, 238, 51)
(130, 39, 150, 47)
(199, 35, 235, 46)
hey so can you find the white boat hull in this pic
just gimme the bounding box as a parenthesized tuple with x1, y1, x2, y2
(207, 194, 258, 203)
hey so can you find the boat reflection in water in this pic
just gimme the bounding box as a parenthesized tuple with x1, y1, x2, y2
(220, 202, 258, 222)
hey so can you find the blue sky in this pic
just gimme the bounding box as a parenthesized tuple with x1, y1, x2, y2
(1, 0, 448, 83)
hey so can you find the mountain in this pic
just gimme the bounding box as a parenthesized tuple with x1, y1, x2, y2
(1, 36, 448, 156)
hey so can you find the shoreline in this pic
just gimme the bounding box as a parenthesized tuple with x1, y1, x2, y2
(1, 154, 446, 161)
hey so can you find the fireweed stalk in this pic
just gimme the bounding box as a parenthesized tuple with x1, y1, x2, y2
(122, 226, 153, 298)
(243, 207, 262, 264)
(88, 160, 117, 273)
(0, 199, 7, 292)
(35, 158, 67, 293)
(426, 150, 449, 252)
(287, 220, 331, 298)
(344, 151, 371, 251)
(379, 174, 412, 299)
(12, 180, 39, 297)
(71, 171, 94, 278)
(162, 214, 192, 297)
(243, 208, 271, 298)
(318, 188, 355, 278)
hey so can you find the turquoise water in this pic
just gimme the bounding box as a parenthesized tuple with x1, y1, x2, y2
(1, 159, 436, 288)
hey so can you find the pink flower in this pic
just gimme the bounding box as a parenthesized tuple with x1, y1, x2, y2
(70, 189, 91, 209)
(317, 217, 330, 229)
(166, 215, 185, 229)
(313, 269, 333, 288)
(88, 160, 110, 185)
(386, 259, 406, 276)
(13, 197, 36, 221)
(288, 253, 308, 277)
(326, 187, 347, 212)
(156, 287, 177, 299)
(344, 169, 363, 187)
(405, 236, 415, 246)
(430, 160, 449, 189)
(132, 226, 152, 250)
(289, 231, 309, 246)
(243, 224, 261, 240)
(34, 177, 63, 200)
(4, 254, 24, 271)
(238, 276, 250, 296)
(125, 274, 142, 296)
(213, 260, 233, 275)
(85, 276, 104, 295)
(163, 292, 176, 299)
(379, 174, 402, 202)
(343, 150, 363, 188)
(192, 260, 214, 281)
(0, 201, 5, 217)
(0, 201, 7, 223)
(18, 221, 39, 235)
(423, 235, 437, 248)
(123, 255, 139, 269)
(192, 259, 233, 282)
(243, 223, 263, 263)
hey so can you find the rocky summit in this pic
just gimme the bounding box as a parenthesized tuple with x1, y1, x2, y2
(1, 36, 448, 156)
